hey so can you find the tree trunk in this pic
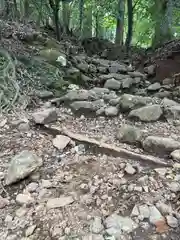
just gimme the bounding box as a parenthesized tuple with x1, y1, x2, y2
(24, 0, 30, 23)
(95, 13, 104, 38)
(152, 0, 173, 48)
(115, 0, 125, 45)
(54, 8, 61, 41)
(83, 5, 92, 38)
(125, 0, 133, 53)
(13, 0, 19, 20)
(3, 0, 13, 19)
(49, 0, 61, 41)
(79, 0, 84, 36)
(62, 1, 70, 34)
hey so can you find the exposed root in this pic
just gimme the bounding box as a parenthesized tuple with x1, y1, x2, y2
(44, 124, 173, 167)
(0, 49, 20, 112)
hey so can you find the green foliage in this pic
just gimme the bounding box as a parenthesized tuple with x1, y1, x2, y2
(10, 0, 180, 47)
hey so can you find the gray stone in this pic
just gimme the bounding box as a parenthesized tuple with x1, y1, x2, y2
(103, 92, 118, 102)
(138, 205, 150, 219)
(116, 124, 144, 144)
(104, 213, 137, 233)
(168, 182, 180, 193)
(144, 65, 156, 76)
(131, 205, 139, 217)
(149, 205, 164, 225)
(165, 105, 180, 120)
(26, 182, 39, 192)
(163, 78, 172, 85)
(124, 164, 136, 175)
(70, 101, 95, 112)
(25, 225, 36, 237)
(82, 234, 104, 240)
(5, 150, 43, 185)
(128, 71, 145, 78)
(105, 106, 118, 116)
(90, 216, 104, 234)
(93, 99, 105, 110)
(18, 122, 30, 132)
(32, 108, 57, 124)
(161, 98, 179, 108)
(52, 135, 71, 150)
(61, 89, 96, 102)
(16, 194, 34, 205)
(119, 94, 152, 112)
(15, 207, 28, 217)
(156, 202, 173, 215)
(77, 63, 89, 72)
(89, 87, 109, 96)
(109, 98, 120, 106)
(96, 107, 105, 116)
(109, 63, 127, 73)
(121, 78, 133, 89)
(171, 149, 180, 161)
(166, 215, 178, 228)
(143, 136, 180, 154)
(128, 104, 163, 122)
(104, 78, 121, 90)
(41, 179, 52, 188)
(0, 196, 9, 209)
(35, 90, 53, 99)
(46, 196, 74, 209)
(147, 82, 161, 91)
(155, 91, 171, 99)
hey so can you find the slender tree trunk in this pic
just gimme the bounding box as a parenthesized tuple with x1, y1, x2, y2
(49, 0, 61, 41)
(79, 0, 84, 36)
(83, 5, 92, 38)
(54, 8, 61, 41)
(115, 0, 125, 45)
(95, 13, 104, 38)
(3, 0, 12, 19)
(62, 1, 70, 34)
(152, 0, 173, 48)
(125, 0, 133, 53)
(13, 0, 19, 20)
(24, 0, 30, 23)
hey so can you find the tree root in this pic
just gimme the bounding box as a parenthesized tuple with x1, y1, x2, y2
(44, 124, 173, 167)
(0, 49, 20, 112)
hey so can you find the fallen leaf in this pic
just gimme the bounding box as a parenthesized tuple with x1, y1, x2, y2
(155, 219, 169, 233)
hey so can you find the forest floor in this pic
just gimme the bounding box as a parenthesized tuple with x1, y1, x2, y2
(1, 20, 180, 240)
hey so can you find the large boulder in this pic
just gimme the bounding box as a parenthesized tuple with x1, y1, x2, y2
(60, 90, 97, 102)
(128, 104, 163, 122)
(70, 99, 105, 114)
(32, 108, 57, 124)
(39, 49, 66, 66)
(143, 136, 180, 155)
(119, 94, 152, 112)
(116, 124, 144, 144)
(104, 78, 121, 90)
(5, 151, 42, 185)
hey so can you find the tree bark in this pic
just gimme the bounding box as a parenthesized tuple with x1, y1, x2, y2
(79, 0, 84, 36)
(49, 0, 61, 41)
(62, 1, 70, 34)
(82, 4, 92, 38)
(125, 0, 133, 53)
(152, 0, 173, 48)
(115, 0, 125, 45)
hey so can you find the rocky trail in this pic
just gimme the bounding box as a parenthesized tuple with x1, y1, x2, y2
(1, 23, 180, 239)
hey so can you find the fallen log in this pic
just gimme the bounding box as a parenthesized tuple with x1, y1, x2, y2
(43, 124, 173, 167)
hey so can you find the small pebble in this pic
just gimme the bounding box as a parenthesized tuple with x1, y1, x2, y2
(125, 163, 136, 175)
(166, 215, 178, 228)
(25, 225, 36, 237)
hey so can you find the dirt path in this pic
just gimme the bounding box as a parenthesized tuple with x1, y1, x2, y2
(1, 103, 180, 240)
